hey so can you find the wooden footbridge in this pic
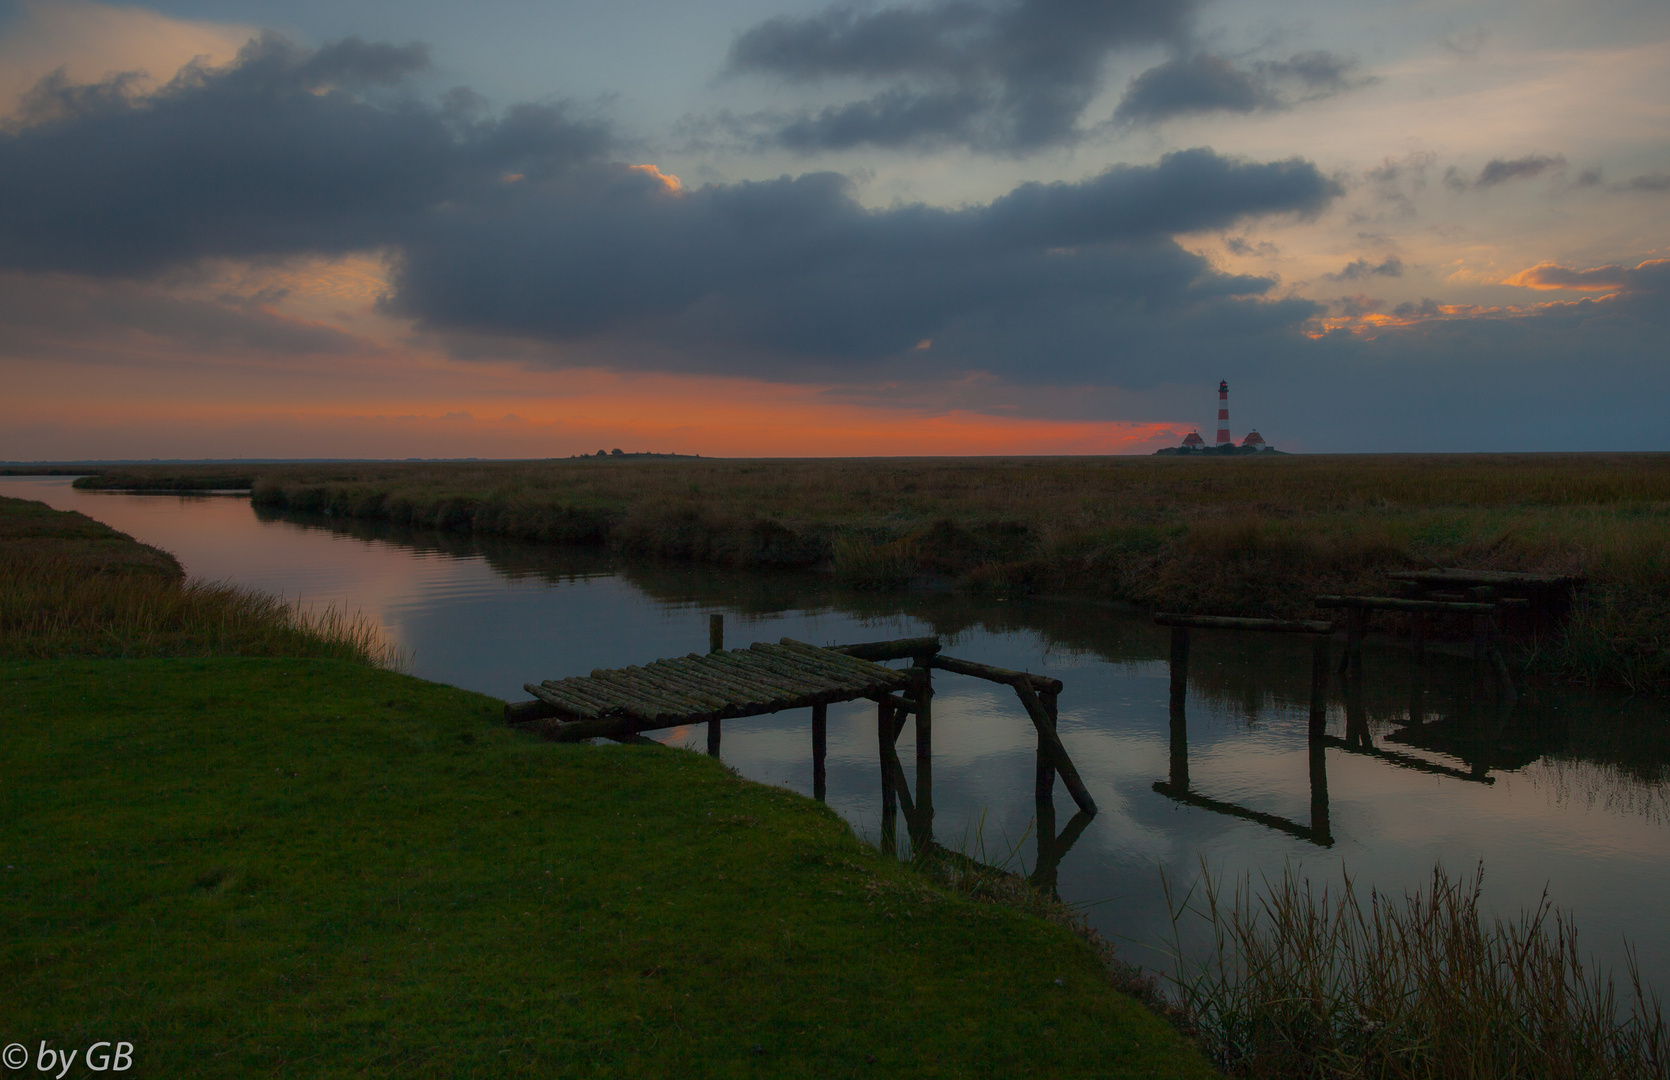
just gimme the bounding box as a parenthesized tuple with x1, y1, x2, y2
(503, 624, 1097, 822)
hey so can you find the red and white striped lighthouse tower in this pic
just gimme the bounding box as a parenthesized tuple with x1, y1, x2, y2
(1215, 380, 1231, 446)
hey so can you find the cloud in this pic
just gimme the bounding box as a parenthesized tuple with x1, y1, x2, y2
(1504, 258, 1669, 293)
(0, 270, 377, 360)
(0, 33, 610, 275)
(1224, 236, 1278, 256)
(1113, 50, 1369, 123)
(1620, 172, 1670, 192)
(1327, 255, 1403, 281)
(1445, 154, 1565, 191)
(384, 148, 1341, 380)
(0, 38, 1346, 386)
(723, 0, 1196, 153)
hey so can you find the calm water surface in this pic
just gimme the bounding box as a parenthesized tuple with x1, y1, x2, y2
(7, 476, 1668, 986)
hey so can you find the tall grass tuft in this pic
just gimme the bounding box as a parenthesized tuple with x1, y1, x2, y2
(1, 498, 400, 666)
(1164, 861, 1667, 1079)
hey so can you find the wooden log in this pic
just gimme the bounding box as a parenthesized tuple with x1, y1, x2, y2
(1315, 595, 1497, 614)
(780, 642, 912, 689)
(525, 682, 609, 719)
(749, 643, 883, 690)
(878, 699, 897, 855)
(1012, 680, 1096, 815)
(1154, 613, 1334, 634)
(717, 650, 834, 693)
(584, 669, 703, 721)
(659, 656, 783, 702)
(537, 678, 622, 714)
(602, 666, 719, 716)
(779, 638, 911, 681)
(701, 653, 811, 705)
(544, 715, 645, 743)
(635, 662, 747, 709)
(928, 653, 1064, 694)
(1037, 686, 1059, 804)
(832, 636, 942, 662)
(504, 698, 563, 725)
(812, 701, 827, 803)
(626, 665, 732, 710)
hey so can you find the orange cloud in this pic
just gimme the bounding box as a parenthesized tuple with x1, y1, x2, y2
(1503, 262, 1629, 291)
(1503, 258, 1669, 292)
(627, 163, 682, 193)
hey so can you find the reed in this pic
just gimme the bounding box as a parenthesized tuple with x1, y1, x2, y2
(0, 497, 398, 665)
(1163, 861, 1667, 1079)
(68, 454, 1670, 689)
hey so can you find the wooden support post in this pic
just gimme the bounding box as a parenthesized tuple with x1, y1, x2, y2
(1169, 626, 1192, 792)
(913, 657, 934, 835)
(1411, 612, 1426, 665)
(1037, 686, 1059, 804)
(811, 701, 827, 803)
(1308, 634, 1330, 742)
(1340, 608, 1368, 675)
(1168, 626, 1190, 714)
(1471, 612, 1492, 696)
(707, 613, 723, 757)
(878, 699, 897, 855)
(1013, 680, 1096, 815)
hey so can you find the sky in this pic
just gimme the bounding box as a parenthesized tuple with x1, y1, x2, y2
(0, 0, 1666, 458)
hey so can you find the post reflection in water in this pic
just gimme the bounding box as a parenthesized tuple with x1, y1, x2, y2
(1154, 627, 1336, 848)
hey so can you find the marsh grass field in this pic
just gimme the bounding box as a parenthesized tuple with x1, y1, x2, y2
(77, 453, 1670, 690)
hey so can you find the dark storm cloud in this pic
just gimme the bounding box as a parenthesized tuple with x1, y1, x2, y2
(384, 148, 1340, 378)
(724, 0, 1196, 153)
(0, 33, 610, 275)
(1444, 154, 1565, 191)
(0, 36, 1345, 384)
(1327, 255, 1402, 281)
(1112, 50, 1367, 123)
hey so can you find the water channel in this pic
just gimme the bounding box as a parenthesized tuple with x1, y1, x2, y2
(7, 475, 1668, 989)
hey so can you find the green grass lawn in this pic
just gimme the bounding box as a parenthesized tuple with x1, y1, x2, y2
(3, 656, 1213, 1078)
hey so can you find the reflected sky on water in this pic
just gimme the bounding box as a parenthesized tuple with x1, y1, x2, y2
(6, 476, 1668, 988)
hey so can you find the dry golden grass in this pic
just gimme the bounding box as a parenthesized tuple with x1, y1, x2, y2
(74, 454, 1670, 687)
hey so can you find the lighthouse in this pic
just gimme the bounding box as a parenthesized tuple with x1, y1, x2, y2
(1216, 380, 1231, 446)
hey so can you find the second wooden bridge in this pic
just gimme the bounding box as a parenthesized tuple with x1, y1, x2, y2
(504, 631, 1097, 817)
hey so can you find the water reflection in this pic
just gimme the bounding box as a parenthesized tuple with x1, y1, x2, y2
(4, 476, 1667, 991)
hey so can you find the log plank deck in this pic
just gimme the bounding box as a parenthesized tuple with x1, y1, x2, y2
(523, 638, 919, 733)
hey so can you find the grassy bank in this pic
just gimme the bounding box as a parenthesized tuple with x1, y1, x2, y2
(4, 657, 1212, 1077)
(74, 455, 1670, 690)
(0, 496, 389, 662)
(3, 498, 1213, 1076)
